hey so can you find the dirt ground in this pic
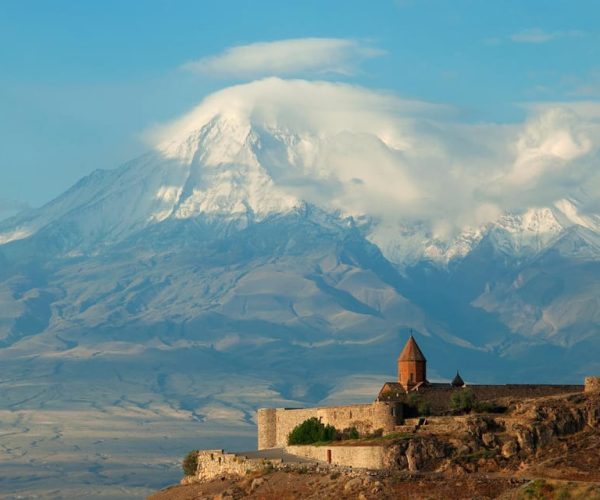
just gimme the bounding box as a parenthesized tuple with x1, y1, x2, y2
(149, 470, 530, 500)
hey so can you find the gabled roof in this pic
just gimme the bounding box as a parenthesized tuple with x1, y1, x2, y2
(398, 335, 426, 362)
(377, 382, 406, 400)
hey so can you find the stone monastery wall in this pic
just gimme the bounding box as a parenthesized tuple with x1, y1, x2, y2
(258, 385, 584, 448)
(412, 384, 584, 414)
(256, 333, 592, 451)
(258, 401, 399, 449)
(285, 444, 391, 469)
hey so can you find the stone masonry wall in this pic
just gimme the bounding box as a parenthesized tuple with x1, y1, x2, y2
(257, 408, 277, 450)
(410, 384, 584, 414)
(193, 450, 269, 482)
(285, 444, 391, 469)
(258, 401, 398, 449)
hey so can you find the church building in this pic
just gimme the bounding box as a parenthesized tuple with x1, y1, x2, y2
(377, 335, 463, 399)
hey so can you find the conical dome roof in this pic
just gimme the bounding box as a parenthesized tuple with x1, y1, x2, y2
(398, 335, 426, 362)
(451, 371, 465, 387)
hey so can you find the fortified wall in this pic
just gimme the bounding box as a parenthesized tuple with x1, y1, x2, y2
(380, 384, 585, 414)
(258, 401, 401, 449)
(257, 336, 592, 451)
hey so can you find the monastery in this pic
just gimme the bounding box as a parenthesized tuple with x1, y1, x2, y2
(258, 335, 589, 449)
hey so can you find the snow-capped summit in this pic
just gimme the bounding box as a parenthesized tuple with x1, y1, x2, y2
(1, 78, 600, 269)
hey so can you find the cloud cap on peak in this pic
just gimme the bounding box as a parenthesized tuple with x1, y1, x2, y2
(146, 78, 600, 255)
(181, 38, 384, 78)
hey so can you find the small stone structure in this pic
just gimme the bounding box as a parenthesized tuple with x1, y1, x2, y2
(585, 377, 600, 393)
(191, 450, 275, 482)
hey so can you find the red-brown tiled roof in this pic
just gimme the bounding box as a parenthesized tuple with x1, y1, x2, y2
(398, 335, 426, 362)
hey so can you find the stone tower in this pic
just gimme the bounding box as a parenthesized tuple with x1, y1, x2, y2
(398, 335, 427, 390)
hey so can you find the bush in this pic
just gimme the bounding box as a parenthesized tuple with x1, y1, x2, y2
(450, 388, 477, 413)
(338, 426, 360, 440)
(417, 400, 432, 416)
(365, 428, 384, 439)
(450, 390, 507, 414)
(473, 402, 508, 414)
(182, 450, 199, 476)
(405, 393, 432, 417)
(287, 417, 337, 445)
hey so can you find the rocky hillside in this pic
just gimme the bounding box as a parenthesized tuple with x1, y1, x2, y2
(151, 391, 600, 499)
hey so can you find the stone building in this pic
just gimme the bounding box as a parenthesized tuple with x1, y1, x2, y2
(257, 335, 586, 450)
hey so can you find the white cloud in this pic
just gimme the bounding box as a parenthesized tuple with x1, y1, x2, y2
(510, 28, 583, 44)
(181, 38, 384, 78)
(148, 78, 600, 245)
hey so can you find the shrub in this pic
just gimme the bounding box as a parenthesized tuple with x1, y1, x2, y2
(417, 400, 432, 416)
(365, 428, 384, 439)
(450, 388, 477, 413)
(287, 417, 337, 445)
(338, 426, 360, 440)
(182, 450, 199, 476)
(405, 393, 431, 417)
(473, 402, 508, 414)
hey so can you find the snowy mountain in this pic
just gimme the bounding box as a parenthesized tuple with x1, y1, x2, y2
(0, 77, 599, 495)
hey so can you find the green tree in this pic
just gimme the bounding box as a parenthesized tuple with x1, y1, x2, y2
(287, 417, 337, 445)
(182, 450, 199, 476)
(405, 393, 431, 416)
(450, 388, 477, 412)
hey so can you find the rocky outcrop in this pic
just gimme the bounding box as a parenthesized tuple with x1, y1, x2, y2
(391, 437, 451, 472)
(385, 392, 600, 473)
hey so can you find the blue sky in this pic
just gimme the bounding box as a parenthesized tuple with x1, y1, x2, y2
(1, 0, 598, 212)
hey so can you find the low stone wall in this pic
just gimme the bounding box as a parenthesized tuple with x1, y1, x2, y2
(286, 444, 391, 469)
(192, 450, 272, 482)
(258, 401, 400, 449)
